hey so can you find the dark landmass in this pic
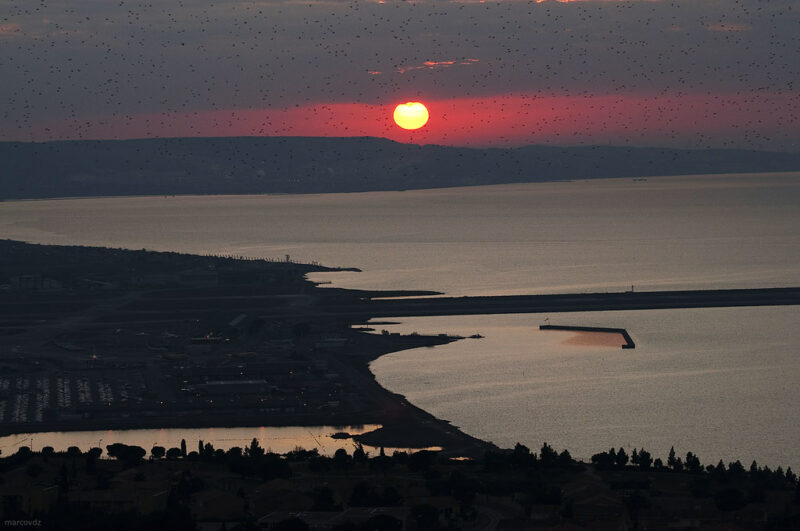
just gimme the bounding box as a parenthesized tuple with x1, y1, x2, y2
(199, 286, 799, 323)
(0, 239, 490, 456)
(2, 136, 799, 199)
(2, 239, 799, 454)
(1, 439, 798, 530)
(2, 240, 799, 529)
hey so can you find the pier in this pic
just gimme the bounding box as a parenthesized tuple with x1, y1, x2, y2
(539, 325, 635, 349)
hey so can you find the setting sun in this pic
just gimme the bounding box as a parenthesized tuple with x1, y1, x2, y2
(393, 102, 429, 130)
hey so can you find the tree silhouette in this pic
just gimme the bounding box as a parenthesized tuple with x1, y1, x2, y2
(728, 460, 745, 479)
(408, 450, 435, 472)
(248, 437, 265, 458)
(685, 452, 702, 473)
(539, 443, 558, 467)
(333, 448, 351, 470)
(667, 447, 677, 469)
(370, 448, 392, 474)
(638, 449, 653, 470)
(511, 443, 535, 467)
(202, 442, 215, 459)
(166, 447, 182, 460)
(615, 448, 629, 467)
(559, 449, 573, 466)
(106, 443, 146, 466)
(352, 443, 367, 463)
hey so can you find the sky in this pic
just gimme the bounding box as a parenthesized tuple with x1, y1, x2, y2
(1, 0, 798, 150)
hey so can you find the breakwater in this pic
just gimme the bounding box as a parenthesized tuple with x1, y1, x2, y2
(539, 324, 635, 349)
(362, 287, 800, 318)
(100, 287, 800, 324)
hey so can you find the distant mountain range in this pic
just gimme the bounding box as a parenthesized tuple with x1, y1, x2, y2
(2, 137, 799, 199)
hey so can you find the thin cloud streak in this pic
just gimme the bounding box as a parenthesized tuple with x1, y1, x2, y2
(395, 59, 479, 74)
(0, 23, 22, 36)
(707, 23, 751, 32)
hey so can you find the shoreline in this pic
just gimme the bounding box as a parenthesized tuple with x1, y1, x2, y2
(2, 240, 797, 463)
(0, 337, 496, 457)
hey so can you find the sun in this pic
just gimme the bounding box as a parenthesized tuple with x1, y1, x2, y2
(393, 102, 429, 130)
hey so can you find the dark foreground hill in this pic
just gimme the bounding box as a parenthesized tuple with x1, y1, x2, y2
(2, 136, 799, 199)
(2, 441, 798, 530)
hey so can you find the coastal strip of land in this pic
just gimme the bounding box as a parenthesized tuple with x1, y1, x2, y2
(359, 286, 800, 317)
(2, 240, 798, 457)
(93, 287, 800, 325)
(0, 240, 494, 456)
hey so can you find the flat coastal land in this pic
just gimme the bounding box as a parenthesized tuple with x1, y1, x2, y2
(2, 240, 798, 456)
(0, 240, 492, 456)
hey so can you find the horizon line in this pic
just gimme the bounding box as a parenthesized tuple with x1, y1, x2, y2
(2, 135, 799, 155)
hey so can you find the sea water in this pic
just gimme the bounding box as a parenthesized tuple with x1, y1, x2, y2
(1, 172, 798, 466)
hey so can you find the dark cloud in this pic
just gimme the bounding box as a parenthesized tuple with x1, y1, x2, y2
(1, 0, 798, 147)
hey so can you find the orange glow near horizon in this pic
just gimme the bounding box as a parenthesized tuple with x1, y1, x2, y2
(393, 102, 430, 130)
(15, 92, 798, 150)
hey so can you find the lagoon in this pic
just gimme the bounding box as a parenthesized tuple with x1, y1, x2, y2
(0, 425, 424, 458)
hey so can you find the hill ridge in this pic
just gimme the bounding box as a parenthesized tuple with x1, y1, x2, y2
(2, 136, 798, 199)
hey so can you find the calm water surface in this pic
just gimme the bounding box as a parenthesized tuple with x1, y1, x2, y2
(369, 307, 800, 469)
(0, 425, 382, 457)
(1, 173, 798, 466)
(3, 173, 798, 296)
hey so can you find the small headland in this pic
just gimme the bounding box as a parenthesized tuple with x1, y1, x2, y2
(540, 324, 635, 349)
